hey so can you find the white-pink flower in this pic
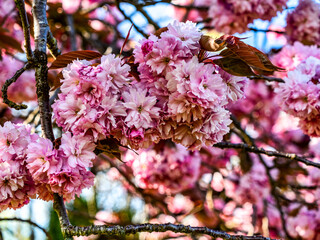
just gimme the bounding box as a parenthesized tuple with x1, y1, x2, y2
(59, 132, 96, 168)
(122, 86, 160, 129)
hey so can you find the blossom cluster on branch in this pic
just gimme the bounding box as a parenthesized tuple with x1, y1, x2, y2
(1, 1, 320, 240)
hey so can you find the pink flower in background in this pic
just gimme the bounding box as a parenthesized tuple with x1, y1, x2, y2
(286, 0, 320, 45)
(275, 56, 320, 137)
(208, 0, 287, 34)
(287, 206, 320, 239)
(271, 42, 320, 78)
(124, 143, 201, 194)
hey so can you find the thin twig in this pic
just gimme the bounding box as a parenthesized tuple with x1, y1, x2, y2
(47, 30, 61, 59)
(66, 14, 77, 51)
(214, 142, 320, 169)
(249, 75, 285, 83)
(228, 116, 294, 239)
(99, 154, 170, 213)
(14, 0, 33, 61)
(1, 63, 32, 110)
(249, 27, 285, 34)
(116, 1, 148, 38)
(0, 217, 53, 240)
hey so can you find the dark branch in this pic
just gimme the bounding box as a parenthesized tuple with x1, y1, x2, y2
(214, 142, 320, 169)
(32, 1, 71, 239)
(0, 217, 53, 240)
(249, 75, 285, 83)
(116, 1, 148, 38)
(14, 0, 33, 61)
(1, 63, 32, 110)
(249, 27, 285, 34)
(47, 30, 61, 59)
(63, 223, 277, 239)
(66, 14, 77, 51)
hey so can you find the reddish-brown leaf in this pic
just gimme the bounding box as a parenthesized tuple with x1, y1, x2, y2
(200, 35, 226, 52)
(49, 50, 102, 69)
(154, 27, 168, 37)
(213, 57, 257, 76)
(120, 24, 133, 55)
(214, 35, 285, 75)
(48, 71, 63, 91)
(0, 33, 24, 52)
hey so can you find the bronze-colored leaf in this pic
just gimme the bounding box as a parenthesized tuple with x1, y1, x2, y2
(154, 27, 168, 37)
(239, 150, 253, 173)
(48, 71, 63, 91)
(213, 57, 257, 76)
(0, 33, 24, 52)
(215, 35, 285, 75)
(95, 137, 122, 160)
(200, 35, 226, 52)
(49, 50, 102, 69)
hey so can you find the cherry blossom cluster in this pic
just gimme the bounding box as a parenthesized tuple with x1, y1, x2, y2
(275, 56, 320, 137)
(208, 0, 287, 34)
(53, 20, 247, 150)
(271, 41, 320, 78)
(0, 122, 95, 210)
(286, 0, 320, 46)
(287, 205, 320, 239)
(123, 142, 201, 194)
(171, 0, 287, 34)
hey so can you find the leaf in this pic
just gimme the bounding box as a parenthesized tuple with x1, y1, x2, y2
(94, 137, 122, 160)
(120, 24, 133, 55)
(213, 57, 257, 76)
(0, 33, 24, 52)
(215, 35, 285, 75)
(49, 50, 102, 69)
(239, 150, 253, 173)
(48, 71, 63, 91)
(200, 35, 226, 52)
(154, 27, 168, 37)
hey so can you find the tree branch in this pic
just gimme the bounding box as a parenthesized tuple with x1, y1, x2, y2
(0, 217, 53, 240)
(249, 75, 285, 83)
(214, 142, 320, 169)
(1, 63, 32, 110)
(32, 1, 71, 239)
(14, 0, 33, 61)
(47, 30, 61, 59)
(63, 223, 277, 239)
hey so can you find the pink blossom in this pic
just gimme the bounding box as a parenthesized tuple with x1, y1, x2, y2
(286, 0, 320, 45)
(271, 42, 320, 78)
(165, 20, 202, 53)
(218, 68, 247, 103)
(26, 137, 60, 183)
(287, 206, 320, 239)
(97, 54, 131, 93)
(122, 86, 160, 129)
(48, 166, 94, 202)
(0, 161, 36, 210)
(208, 0, 287, 34)
(59, 132, 96, 168)
(0, 122, 34, 162)
(124, 142, 201, 194)
(146, 34, 188, 75)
